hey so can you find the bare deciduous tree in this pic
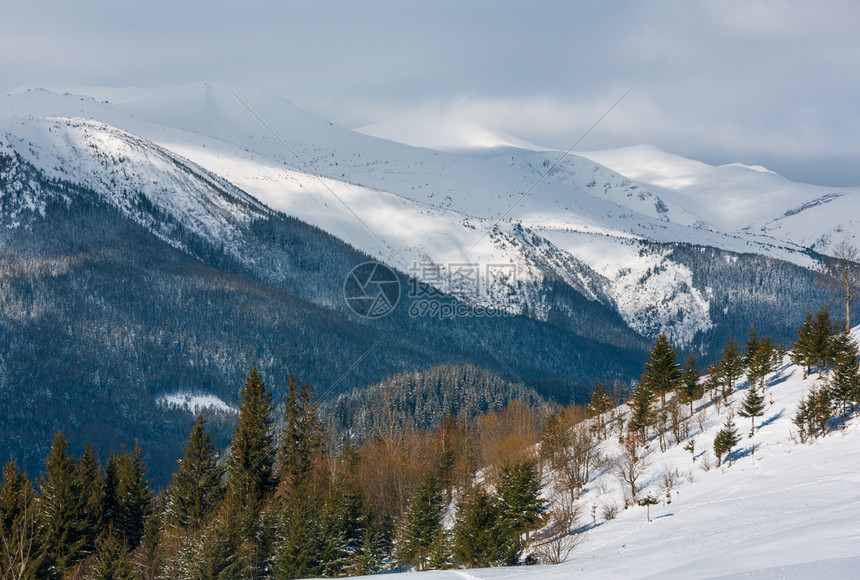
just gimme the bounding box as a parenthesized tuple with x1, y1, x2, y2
(1, 498, 36, 580)
(533, 496, 586, 565)
(612, 435, 650, 505)
(818, 241, 860, 332)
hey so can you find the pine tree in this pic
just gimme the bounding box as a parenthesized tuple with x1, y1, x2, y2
(89, 525, 134, 580)
(713, 415, 740, 467)
(587, 382, 613, 438)
(452, 486, 516, 567)
(0, 459, 37, 578)
(703, 364, 722, 415)
(78, 443, 103, 556)
(678, 354, 701, 416)
(747, 336, 777, 390)
(738, 385, 766, 436)
(226, 367, 277, 511)
(278, 375, 324, 497)
(273, 495, 325, 579)
(720, 339, 744, 392)
(643, 333, 681, 407)
(539, 411, 569, 472)
(165, 414, 224, 529)
(626, 378, 653, 438)
(811, 307, 839, 376)
(744, 326, 760, 370)
(101, 454, 120, 532)
(397, 473, 443, 571)
(34, 432, 88, 577)
(792, 310, 816, 379)
(114, 443, 153, 550)
(497, 460, 545, 548)
(829, 332, 860, 422)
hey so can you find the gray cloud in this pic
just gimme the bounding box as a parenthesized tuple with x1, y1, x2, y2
(2, 0, 859, 185)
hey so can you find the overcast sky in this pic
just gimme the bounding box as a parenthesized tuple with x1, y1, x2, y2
(2, 0, 859, 186)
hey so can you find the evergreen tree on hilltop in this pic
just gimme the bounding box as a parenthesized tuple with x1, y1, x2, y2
(792, 310, 816, 379)
(114, 443, 153, 550)
(278, 375, 325, 498)
(226, 367, 277, 511)
(643, 333, 681, 407)
(828, 332, 860, 422)
(397, 473, 444, 571)
(678, 354, 701, 416)
(739, 384, 766, 436)
(164, 414, 225, 529)
(0, 459, 37, 577)
(34, 432, 88, 578)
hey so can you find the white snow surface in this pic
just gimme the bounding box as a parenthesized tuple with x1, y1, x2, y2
(344, 328, 860, 579)
(156, 393, 236, 415)
(3, 85, 859, 343)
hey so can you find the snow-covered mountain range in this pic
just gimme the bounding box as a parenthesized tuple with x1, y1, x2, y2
(2, 83, 856, 347)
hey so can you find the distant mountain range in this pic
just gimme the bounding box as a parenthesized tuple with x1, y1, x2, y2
(0, 85, 850, 482)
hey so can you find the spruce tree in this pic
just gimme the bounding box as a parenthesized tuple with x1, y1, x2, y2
(811, 307, 839, 376)
(626, 378, 653, 438)
(78, 443, 103, 556)
(226, 367, 277, 511)
(678, 354, 701, 416)
(452, 486, 515, 567)
(587, 382, 613, 438)
(720, 339, 744, 392)
(278, 375, 324, 497)
(397, 473, 443, 571)
(165, 414, 225, 529)
(101, 454, 120, 531)
(713, 415, 740, 467)
(89, 525, 134, 580)
(273, 495, 325, 579)
(34, 432, 88, 577)
(497, 460, 545, 547)
(114, 443, 153, 550)
(747, 336, 777, 390)
(792, 310, 816, 379)
(739, 385, 766, 436)
(539, 411, 570, 472)
(828, 332, 860, 422)
(643, 333, 681, 407)
(744, 326, 760, 370)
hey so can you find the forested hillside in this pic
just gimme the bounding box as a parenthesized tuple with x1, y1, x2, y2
(2, 308, 858, 578)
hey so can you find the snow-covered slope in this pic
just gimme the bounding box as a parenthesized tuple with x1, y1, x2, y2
(2, 85, 856, 345)
(349, 329, 860, 579)
(579, 144, 860, 254)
